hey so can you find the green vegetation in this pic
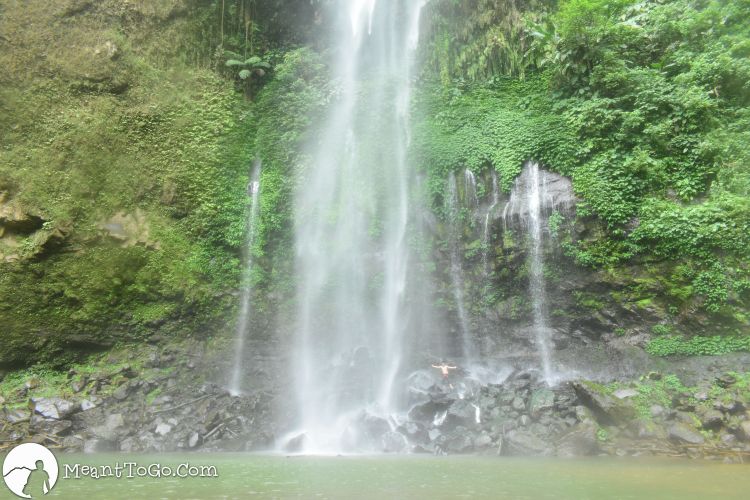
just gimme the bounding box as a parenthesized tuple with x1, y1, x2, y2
(417, 0, 750, 330)
(0, 0, 748, 370)
(414, 75, 577, 197)
(0, 2, 261, 366)
(646, 335, 750, 357)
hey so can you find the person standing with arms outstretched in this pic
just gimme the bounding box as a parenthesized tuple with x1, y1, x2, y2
(432, 360, 457, 389)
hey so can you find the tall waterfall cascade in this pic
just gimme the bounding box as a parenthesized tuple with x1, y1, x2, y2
(503, 161, 574, 384)
(290, 0, 430, 453)
(228, 160, 262, 396)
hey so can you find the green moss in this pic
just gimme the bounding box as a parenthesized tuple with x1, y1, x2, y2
(145, 387, 163, 406)
(0, 2, 260, 366)
(646, 335, 750, 357)
(573, 291, 605, 311)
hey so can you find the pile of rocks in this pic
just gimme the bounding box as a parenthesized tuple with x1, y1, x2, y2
(0, 349, 278, 454)
(3, 354, 749, 460)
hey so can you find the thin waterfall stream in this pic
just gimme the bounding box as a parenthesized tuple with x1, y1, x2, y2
(503, 161, 570, 384)
(228, 160, 262, 396)
(446, 172, 475, 364)
(482, 170, 500, 275)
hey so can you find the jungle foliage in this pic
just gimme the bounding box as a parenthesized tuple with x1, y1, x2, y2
(417, 0, 750, 323)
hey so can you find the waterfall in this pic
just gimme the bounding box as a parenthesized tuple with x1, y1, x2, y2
(464, 168, 478, 210)
(291, 0, 428, 453)
(482, 170, 500, 274)
(446, 172, 475, 363)
(228, 160, 262, 396)
(502, 162, 559, 384)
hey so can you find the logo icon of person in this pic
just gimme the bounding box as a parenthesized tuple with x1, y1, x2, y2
(2, 443, 59, 498)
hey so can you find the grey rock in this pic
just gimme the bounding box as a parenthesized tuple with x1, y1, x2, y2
(556, 422, 598, 457)
(61, 435, 84, 450)
(444, 430, 474, 454)
(30, 415, 72, 436)
(740, 421, 750, 442)
(668, 424, 705, 445)
(504, 430, 552, 456)
(529, 389, 555, 417)
(360, 413, 391, 441)
(155, 423, 172, 436)
(636, 421, 661, 439)
(112, 383, 131, 401)
(699, 409, 724, 430)
(406, 370, 437, 396)
(446, 399, 477, 429)
(474, 434, 493, 449)
(511, 397, 526, 412)
(188, 432, 201, 448)
(428, 429, 441, 442)
(31, 397, 79, 420)
(693, 391, 709, 402)
(381, 431, 408, 453)
(400, 421, 428, 443)
(5, 408, 31, 424)
(672, 411, 697, 425)
(408, 401, 449, 423)
(714, 399, 744, 415)
(120, 437, 141, 453)
(81, 400, 96, 411)
(92, 413, 125, 441)
(574, 405, 595, 423)
(720, 432, 737, 445)
(716, 374, 737, 388)
(572, 382, 635, 425)
(71, 378, 87, 393)
(284, 433, 307, 453)
(650, 405, 665, 418)
(613, 388, 638, 399)
(83, 438, 117, 453)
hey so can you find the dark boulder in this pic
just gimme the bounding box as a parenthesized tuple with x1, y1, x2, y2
(698, 409, 724, 430)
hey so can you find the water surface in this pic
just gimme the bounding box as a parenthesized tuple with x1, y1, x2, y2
(41, 454, 750, 499)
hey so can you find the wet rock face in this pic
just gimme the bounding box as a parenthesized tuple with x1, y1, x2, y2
(2, 336, 748, 461)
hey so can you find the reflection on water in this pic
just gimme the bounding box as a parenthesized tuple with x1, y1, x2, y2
(40, 454, 750, 499)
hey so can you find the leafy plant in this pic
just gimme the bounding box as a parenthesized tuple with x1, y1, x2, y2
(224, 51, 272, 97)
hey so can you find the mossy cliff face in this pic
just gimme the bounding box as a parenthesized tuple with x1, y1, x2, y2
(0, 0, 255, 367)
(424, 161, 749, 375)
(415, 0, 750, 364)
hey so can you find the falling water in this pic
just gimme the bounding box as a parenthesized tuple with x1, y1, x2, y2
(228, 160, 262, 396)
(481, 170, 500, 274)
(291, 0, 428, 452)
(502, 162, 558, 384)
(464, 168, 479, 210)
(447, 172, 475, 363)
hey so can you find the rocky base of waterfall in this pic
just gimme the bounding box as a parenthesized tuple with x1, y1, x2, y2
(0, 339, 281, 454)
(2, 340, 750, 462)
(342, 368, 750, 462)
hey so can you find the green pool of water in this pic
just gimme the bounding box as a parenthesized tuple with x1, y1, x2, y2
(16, 454, 750, 499)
